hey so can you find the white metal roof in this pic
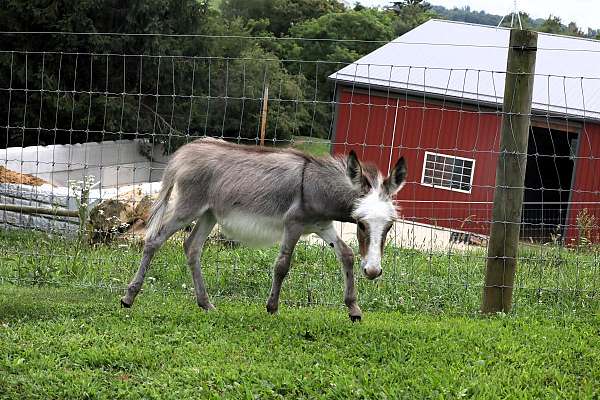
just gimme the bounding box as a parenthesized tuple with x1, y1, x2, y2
(329, 20, 600, 121)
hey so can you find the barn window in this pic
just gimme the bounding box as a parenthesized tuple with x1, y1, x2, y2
(421, 152, 475, 193)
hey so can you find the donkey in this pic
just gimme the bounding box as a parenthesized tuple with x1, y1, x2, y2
(120, 137, 406, 321)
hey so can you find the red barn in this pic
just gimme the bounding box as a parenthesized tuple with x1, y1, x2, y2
(329, 20, 600, 244)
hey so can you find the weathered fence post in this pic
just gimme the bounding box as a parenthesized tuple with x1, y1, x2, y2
(482, 29, 537, 314)
(259, 85, 269, 146)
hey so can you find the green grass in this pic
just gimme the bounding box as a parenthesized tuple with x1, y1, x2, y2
(290, 136, 331, 157)
(1, 286, 599, 399)
(0, 229, 599, 398)
(1, 230, 598, 316)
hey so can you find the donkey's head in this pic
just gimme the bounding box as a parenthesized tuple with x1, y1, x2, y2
(347, 151, 407, 280)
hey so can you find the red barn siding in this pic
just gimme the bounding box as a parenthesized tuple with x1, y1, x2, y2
(333, 89, 502, 235)
(334, 88, 600, 243)
(565, 123, 600, 244)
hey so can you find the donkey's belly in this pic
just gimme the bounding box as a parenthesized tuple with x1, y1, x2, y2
(218, 211, 284, 247)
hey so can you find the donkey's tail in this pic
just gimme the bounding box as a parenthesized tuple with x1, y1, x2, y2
(145, 169, 175, 240)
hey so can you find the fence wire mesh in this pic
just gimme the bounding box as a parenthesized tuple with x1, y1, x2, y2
(1, 30, 599, 317)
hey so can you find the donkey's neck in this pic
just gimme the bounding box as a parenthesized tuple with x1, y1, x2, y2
(317, 189, 359, 223)
(302, 158, 362, 223)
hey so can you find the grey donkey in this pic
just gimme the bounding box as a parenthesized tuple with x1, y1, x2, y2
(121, 137, 407, 321)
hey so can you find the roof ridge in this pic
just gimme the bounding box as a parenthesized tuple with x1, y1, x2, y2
(426, 18, 510, 31)
(423, 19, 600, 45)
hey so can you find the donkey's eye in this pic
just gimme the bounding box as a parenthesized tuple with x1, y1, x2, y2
(357, 221, 366, 231)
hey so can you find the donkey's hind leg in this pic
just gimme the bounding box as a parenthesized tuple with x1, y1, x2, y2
(120, 212, 193, 308)
(183, 211, 217, 311)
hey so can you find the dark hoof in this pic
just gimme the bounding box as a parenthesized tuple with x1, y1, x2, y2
(199, 303, 216, 312)
(120, 298, 132, 308)
(266, 304, 278, 314)
(349, 314, 362, 322)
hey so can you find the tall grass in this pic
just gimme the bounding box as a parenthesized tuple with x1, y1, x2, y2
(0, 229, 598, 316)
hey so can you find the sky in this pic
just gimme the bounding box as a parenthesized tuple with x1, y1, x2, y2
(354, 0, 600, 31)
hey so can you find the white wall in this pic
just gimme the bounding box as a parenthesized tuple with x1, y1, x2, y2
(2, 139, 168, 188)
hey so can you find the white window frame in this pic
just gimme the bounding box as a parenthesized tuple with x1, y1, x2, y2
(420, 151, 476, 194)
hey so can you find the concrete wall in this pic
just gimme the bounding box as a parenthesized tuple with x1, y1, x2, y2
(0, 183, 79, 234)
(2, 139, 168, 188)
(1, 139, 167, 233)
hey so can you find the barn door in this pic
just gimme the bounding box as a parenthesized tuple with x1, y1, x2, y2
(521, 125, 578, 243)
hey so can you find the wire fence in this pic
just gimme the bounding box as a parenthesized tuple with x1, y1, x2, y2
(1, 28, 599, 317)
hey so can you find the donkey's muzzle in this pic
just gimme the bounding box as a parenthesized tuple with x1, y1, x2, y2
(363, 266, 382, 280)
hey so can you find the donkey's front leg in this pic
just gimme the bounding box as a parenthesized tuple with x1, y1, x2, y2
(317, 224, 362, 321)
(266, 223, 303, 314)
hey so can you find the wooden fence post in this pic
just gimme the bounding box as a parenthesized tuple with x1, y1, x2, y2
(259, 85, 269, 146)
(482, 29, 538, 314)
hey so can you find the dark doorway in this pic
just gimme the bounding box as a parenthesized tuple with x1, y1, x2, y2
(521, 126, 578, 242)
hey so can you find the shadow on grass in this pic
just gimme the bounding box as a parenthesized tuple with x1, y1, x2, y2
(0, 286, 123, 322)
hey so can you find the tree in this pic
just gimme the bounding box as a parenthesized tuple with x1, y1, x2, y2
(388, 0, 436, 36)
(173, 45, 310, 148)
(0, 0, 309, 151)
(567, 21, 583, 37)
(220, 0, 345, 37)
(0, 0, 219, 148)
(283, 9, 396, 138)
(538, 15, 585, 37)
(539, 15, 564, 34)
(389, 0, 431, 12)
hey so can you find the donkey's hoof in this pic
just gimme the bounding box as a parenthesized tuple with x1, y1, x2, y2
(266, 303, 278, 314)
(120, 298, 132, 308)
(349, 314, 362, 323)
(198, 302, 216, 312)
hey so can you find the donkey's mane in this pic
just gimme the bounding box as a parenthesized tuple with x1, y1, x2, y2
(198, 137, 316, 160)
(196, 137, 382, 182)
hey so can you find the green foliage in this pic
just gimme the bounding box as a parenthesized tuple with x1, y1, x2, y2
(576, 208, 598, 247)
(0, 1, 313, 151)
(432, 5, 520, 27)
(538, 15, 586, 37)
(389, 0, 437, 36)
(281, 9, 398, 138)
(0, 0, 222, 149)
(220, 0, 344, 37)
(172, 45, 310, 148)
(540, 15, 565, 34)
(451, 8, 540, 31)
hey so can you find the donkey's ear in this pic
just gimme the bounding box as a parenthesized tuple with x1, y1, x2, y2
(383, 156, 407, 195)
(346, 150, 363, 185)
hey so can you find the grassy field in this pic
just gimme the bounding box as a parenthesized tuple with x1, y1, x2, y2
(1, 229, 599, 398)
(1, 286, 599, 399)
(1, 229, 598, 316)
(290, 136, 332, 157)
